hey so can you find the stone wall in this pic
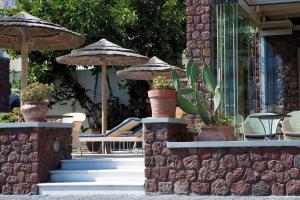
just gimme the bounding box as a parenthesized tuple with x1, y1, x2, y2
(144, 122, 300, 196)
(0, 125, 72, 194)
(0, 57, 10, 112)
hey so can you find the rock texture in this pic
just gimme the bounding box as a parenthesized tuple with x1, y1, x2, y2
(144, 122, 300, 196)
(0, 126, 72, 194)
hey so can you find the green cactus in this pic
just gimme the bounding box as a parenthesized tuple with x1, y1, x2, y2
(172, 58, 229, 126)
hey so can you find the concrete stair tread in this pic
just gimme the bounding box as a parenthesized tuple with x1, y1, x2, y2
(50, 169, 144, 173)
(38, 182, 144, 186)
(39, 157, 145, 195)
(62, 158, 144, 162)
(38, 182, 145, 195)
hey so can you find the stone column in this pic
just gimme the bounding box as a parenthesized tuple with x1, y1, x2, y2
(185, 0, 212, 127)
(0, 57, 10, 112)
(143, 118, 190, 194)
(186, 0, 211, 66)
(0, 123, 72, 194)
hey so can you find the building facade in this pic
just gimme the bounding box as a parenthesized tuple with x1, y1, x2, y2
(187, 0, 300, 128)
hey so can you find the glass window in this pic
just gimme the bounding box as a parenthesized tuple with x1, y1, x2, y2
(212, 1, 257, 134)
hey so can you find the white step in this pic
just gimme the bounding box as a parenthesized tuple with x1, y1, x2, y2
(50, 169, 145, 183)
(61, 158, 145, 170)
(38, 182, 145, 195)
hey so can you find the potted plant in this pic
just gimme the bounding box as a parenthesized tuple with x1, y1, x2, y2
(172, 58, 236, 141)
(20, 82, 54, 122)
(148, 76, 177, 118)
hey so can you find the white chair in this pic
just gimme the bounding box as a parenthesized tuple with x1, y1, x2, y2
(243, 113, 280, 140)
(282, 111, 300, 140)
(62, 113, 86, 149)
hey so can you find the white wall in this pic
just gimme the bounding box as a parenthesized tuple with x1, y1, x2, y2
(0, 0, 16, 9)
(48, 67, 130, 131)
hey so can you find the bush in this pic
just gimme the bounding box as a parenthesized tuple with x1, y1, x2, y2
(20, 82, 54, 103)
(0, 108, 23, 123)
(152, 76, 174, 90)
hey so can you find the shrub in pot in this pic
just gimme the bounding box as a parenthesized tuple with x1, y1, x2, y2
(172, 58, 236, 141)
(20, 82, 54, 122)
(148, 76, 176, 118)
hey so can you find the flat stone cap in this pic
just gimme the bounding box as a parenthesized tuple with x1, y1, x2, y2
(0, 122, 73, 129)
(142, 118, 188, 124)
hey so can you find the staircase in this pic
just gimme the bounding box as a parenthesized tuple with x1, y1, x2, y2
(38, 157, 145, 195)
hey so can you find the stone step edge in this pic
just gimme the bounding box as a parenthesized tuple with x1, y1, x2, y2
(38, 182, 145, 186)
(50, 169, 144, 173)
(62, 158, 145, 162)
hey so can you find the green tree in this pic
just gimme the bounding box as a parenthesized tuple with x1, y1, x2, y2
(2, 0, 186, 129)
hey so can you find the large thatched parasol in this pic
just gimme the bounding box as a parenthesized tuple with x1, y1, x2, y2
(0, 12, 85, 90)
(56, 38, 149, 133)
(116, 56, 185, 80)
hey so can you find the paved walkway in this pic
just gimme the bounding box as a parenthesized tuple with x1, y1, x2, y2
(0, 195, 299, 200)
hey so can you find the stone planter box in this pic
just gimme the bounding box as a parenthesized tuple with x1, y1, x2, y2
(0, 122, 72, 194)
(143, 118, 300, 196)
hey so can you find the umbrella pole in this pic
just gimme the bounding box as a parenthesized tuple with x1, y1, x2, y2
(21, 36, 29, 92)
(101, 63, 107, 134)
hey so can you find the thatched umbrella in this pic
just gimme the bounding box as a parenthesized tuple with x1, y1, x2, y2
(56, 38, 148, 133)
(116, 56, 185, 81)
(0, 12, 85, 90)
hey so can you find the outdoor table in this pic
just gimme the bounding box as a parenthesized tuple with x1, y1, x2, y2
(249, 114, 291, 140)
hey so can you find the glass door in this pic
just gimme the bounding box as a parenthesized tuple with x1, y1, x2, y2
(212, 1, 257, 134)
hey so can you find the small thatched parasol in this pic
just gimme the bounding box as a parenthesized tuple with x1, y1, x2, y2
(57, 38, 149, 133)
(0, 11, 85, 90)
(116, 56, 185, 80)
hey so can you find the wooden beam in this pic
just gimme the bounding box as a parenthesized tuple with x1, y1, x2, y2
(101, 63, 107, 134)
(258, 3, 300, 12)
(248, 0, 300, 5)
(259, 28, 292, 36)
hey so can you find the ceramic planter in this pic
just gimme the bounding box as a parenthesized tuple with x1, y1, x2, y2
(148, 89, 177, 118)
(21, 102, 48, 122)
(197, 125, 236, 141)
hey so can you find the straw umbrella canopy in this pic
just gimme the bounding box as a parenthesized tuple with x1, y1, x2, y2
(116, 56, 185, 81)
(56, 38, 149, 133)
(0, 11, 85, 91)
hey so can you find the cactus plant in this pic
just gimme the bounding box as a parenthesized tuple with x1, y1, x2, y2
(172, 58, 230, 126)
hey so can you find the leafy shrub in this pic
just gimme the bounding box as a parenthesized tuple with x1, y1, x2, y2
(0, 108, 23, 123)
(21, 82, 54, 103)
(152, 76, 174, 90)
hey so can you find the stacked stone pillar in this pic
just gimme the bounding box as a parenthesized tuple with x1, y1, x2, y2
(0, 123, 72, 194)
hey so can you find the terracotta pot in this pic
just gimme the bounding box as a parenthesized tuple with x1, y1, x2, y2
(197, 125, 236, 141)
(148, 89, 176, 118)
(21, 102, 48, 122)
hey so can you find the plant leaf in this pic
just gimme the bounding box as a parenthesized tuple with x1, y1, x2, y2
(214, 86, 221, 112)
(195, 91, 211, 125)
(186, 58, 194, 85)
(176, 94, 197, 115)
(196, 91, 211, 114)
(202, 63, 216, 94)
(191, 61, 199, 84)
(172, 69, 180, 90)
(178, 88, 193, 95)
